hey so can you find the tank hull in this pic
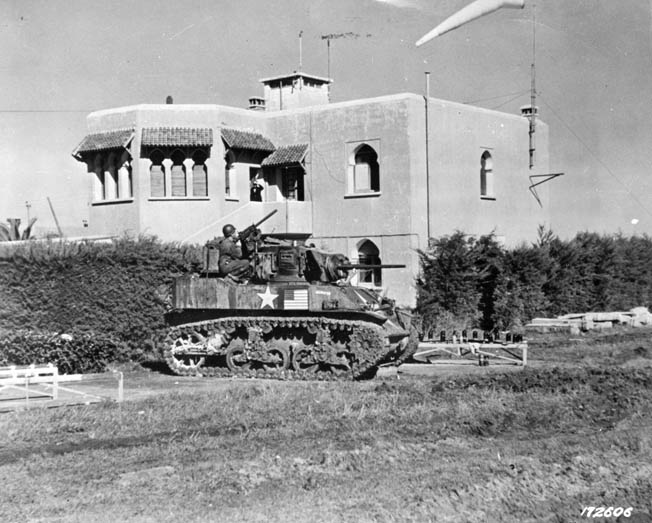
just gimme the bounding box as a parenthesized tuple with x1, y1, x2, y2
(172, 274, 392, 313)
(164, 276, 413, 379)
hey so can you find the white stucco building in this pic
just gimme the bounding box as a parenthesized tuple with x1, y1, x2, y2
(73, 71, 550, 306)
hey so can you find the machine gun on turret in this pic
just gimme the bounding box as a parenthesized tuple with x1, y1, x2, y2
(238, 209, 278, 257)
(203, 209, 278, 274)
(238, 209, 278, 244)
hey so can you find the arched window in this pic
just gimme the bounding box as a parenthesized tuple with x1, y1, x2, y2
(150, 149, 165, 197)
(480, 151, 494, 198)
(357, 239, 382, 287)
(170, 149, 186, 197)
(192, 150, 208, 197)
(348, 144, 380, 194)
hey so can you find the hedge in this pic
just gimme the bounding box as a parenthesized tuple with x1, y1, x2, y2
(0, 236, 202, 366)
(416, 228, 652, 334)
(0, 329, 122, 374)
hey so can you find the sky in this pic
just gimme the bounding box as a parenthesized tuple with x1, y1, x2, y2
(1, 0, 651, 239)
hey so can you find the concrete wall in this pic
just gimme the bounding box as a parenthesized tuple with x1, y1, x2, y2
(266, 96, 413, 237)
(406, 97, 550, 246)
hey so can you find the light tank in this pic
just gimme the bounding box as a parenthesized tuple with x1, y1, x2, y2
(163, 211, 415, 380)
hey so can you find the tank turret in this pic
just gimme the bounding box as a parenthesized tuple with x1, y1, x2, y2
(163, 214, 415, 380)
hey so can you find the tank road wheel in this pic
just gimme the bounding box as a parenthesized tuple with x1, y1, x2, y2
(225, 346, 252, 372)
(166, 335, 206, 375)
(261, 347, 290, 372)
(165, 327, 232, 376)
(225, 345, 290, 374)
(291, 348, 319, 374)
(327, 351, 354, 378)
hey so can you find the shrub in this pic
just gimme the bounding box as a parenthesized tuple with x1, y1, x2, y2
(416, 229, 652, 334)
(0, 236, 203, 362)
(0, 329, 123, 374)
(416, 232, 484, 336)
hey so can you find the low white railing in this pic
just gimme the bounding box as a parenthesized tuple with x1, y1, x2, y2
(0, 364, 123, 410)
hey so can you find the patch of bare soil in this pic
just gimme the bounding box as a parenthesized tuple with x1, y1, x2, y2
(2, 329, 652, 522)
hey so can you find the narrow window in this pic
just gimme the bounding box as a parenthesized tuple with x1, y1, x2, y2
(94, 154, 105, 201)
(170, 150, 186, 197)
(349, 144, 380, 194)
(224, 150, 237, 198)
(118, 151, 133, 199)
(249, 167, 263, 202)
(150, 150, 165, 197)
(192, 150, 208, 197)
(105, 153, 118, 200)
(282, 166, 304, 201)
(480, 151, 494, 198)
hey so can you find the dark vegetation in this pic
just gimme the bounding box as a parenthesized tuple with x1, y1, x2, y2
(0, 330, 120, 373)
(0, 237, 202, 371)
(417, 226, 652, 335)
(2, 228, 652, 372)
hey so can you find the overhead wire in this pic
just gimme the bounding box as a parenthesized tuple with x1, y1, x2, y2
(464, 89, 529, 105)
(489, 91, 528, 110)
(538, 93, 652, 220)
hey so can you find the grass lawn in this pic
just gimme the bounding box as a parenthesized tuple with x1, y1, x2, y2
(1, 329, 652, 522)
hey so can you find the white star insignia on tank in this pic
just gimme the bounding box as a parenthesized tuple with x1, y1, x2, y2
(257, 285, 278, 309)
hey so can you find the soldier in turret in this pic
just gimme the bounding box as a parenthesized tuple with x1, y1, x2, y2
(218, 224, 251, 280)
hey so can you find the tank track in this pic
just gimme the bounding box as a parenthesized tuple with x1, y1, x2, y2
(163, 315, 387, 381)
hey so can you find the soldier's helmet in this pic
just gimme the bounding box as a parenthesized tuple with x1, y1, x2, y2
(222, 224, 236, 237)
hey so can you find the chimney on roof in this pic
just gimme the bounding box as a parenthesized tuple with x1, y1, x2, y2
(166, 95, 174, 104)
(248, 96, 266, 111)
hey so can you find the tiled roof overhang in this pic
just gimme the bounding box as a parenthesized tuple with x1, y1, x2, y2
(72, 128, 134, 158)
(221, 128, 275, 152)
(262, 144, 309, 167)
(142, 127, 213, 147)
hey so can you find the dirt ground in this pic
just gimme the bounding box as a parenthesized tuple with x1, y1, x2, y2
(2, 334, 650, 410)
(1, 329, 652, 522)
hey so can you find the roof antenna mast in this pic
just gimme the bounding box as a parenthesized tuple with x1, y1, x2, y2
(529, 1, 536, 169)
(299, 30, 303, 70)
(320, 32, 372, 86)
